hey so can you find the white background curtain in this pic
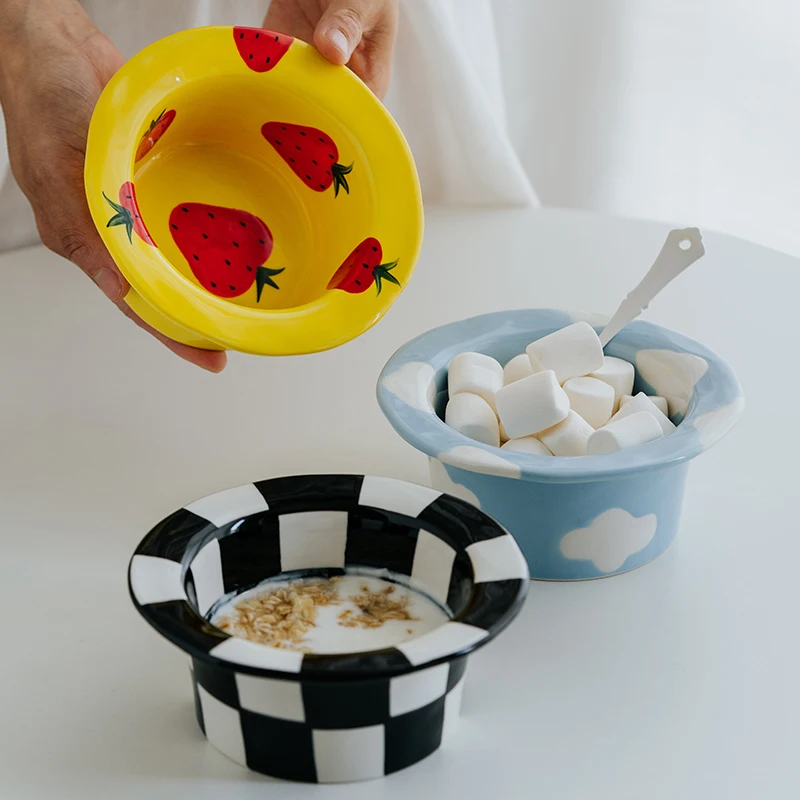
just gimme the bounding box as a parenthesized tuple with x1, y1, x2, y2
(494, 0, 800, 256)
(1, 0, 799, 256)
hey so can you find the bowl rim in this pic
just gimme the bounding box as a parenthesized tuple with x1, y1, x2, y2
(377, 309, 745, 484)
(84, 26, 423, 356)
(129, 474, 529, 681)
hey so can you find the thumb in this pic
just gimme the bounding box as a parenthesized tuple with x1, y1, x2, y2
(314, 1, 367, 64)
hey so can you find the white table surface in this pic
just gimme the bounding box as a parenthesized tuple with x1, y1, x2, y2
(1, 207, 797, 799)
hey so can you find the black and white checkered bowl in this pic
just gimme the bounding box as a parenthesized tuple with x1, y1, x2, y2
(129, 475, 528, 783)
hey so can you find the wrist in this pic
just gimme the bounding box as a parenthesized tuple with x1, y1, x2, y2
(0, 0, 96, 93)
(0, 0, 27, 38)
(0, 0, 26, 97)
(0, 0, 92, 45)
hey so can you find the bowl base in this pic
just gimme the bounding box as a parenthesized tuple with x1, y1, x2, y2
(190, 656, 467, 782)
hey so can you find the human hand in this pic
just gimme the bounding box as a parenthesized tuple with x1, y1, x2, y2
(0, 0, 227, 372)
(264, 0, 399, 99)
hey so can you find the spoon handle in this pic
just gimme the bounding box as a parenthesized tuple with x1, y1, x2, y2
(599, 227, 705, 347)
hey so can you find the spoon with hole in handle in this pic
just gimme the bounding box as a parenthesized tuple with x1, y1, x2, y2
(599, 227, 706, 347)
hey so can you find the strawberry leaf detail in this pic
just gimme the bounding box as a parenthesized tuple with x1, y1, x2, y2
(103, 192, 134, 243)
(103, 193, 126, 215)
(146, 109, 167, 134)
(256, 265, 285, 301)
(373, 260, 400, 296)
(332, 162, 353, 198)
(107, 212, 128, 227)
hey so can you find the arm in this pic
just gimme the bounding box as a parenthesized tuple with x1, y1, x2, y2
(0, 0, 226, 372)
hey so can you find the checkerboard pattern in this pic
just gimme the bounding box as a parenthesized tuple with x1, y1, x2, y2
(190, 655, 468, 782)
(130, 475, 528, 781)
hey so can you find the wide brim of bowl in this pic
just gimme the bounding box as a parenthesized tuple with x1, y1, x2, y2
(377, 309, 744, 484)
(128, 475, 528, 681)
(85, 27, 423, 356)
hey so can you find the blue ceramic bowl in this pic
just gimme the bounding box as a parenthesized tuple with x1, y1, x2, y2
(377, 310, 744, 580)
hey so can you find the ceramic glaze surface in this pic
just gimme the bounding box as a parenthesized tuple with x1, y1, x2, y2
(129, 475, 527, 781)
(377, 309, 743, 580)
(85, 27, 422, 355)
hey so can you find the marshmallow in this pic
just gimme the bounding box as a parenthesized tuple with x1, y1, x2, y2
(589, 356, 635, 412)
(587, 411, 663, 455)
(526, 322, 604, 384)
(537, 410, 594, 457)
(562, 377, 615, 429)
(611, 391, 676, 436)
(445, 393, 500, 447)
(620, 393, 669, 417)
(503, 354, 537, 385)
(495, 370, 570, 439)
(501, 437, 553, 456)
(448, 352, 503, 409)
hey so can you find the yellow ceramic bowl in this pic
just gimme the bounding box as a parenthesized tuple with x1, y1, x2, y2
(85, 26, 423, 355)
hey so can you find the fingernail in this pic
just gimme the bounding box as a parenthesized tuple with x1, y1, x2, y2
(326, 28, 351, 60)
(93, 268, 123, 301)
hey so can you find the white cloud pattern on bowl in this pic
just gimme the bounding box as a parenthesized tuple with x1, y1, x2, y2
(636, 349, 708, 416)
(560, 508, 658, 573)
(428, 459, 481, 508)
(693, 397, 745, 448)
(438, 446, 522, 479)
(381, 361, 437, 412)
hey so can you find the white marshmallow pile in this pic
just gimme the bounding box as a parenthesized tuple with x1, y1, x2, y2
(444, 322, 677, 457)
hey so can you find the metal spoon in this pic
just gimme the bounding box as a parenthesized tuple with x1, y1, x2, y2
(599, 227, 706, 347)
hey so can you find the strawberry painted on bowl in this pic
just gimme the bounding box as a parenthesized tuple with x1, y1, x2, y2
(85, 27, 423, 356)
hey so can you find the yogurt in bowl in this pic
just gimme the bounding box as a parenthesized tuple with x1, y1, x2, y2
(210, 572, 450, 654)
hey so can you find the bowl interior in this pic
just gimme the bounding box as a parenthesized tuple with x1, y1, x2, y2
(186, 506, 478, 629)
(431, 322, 681, 423)
(134, 73, 375, 310)
(131, 477, 528, 677)
(378, 310, 744, 482)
